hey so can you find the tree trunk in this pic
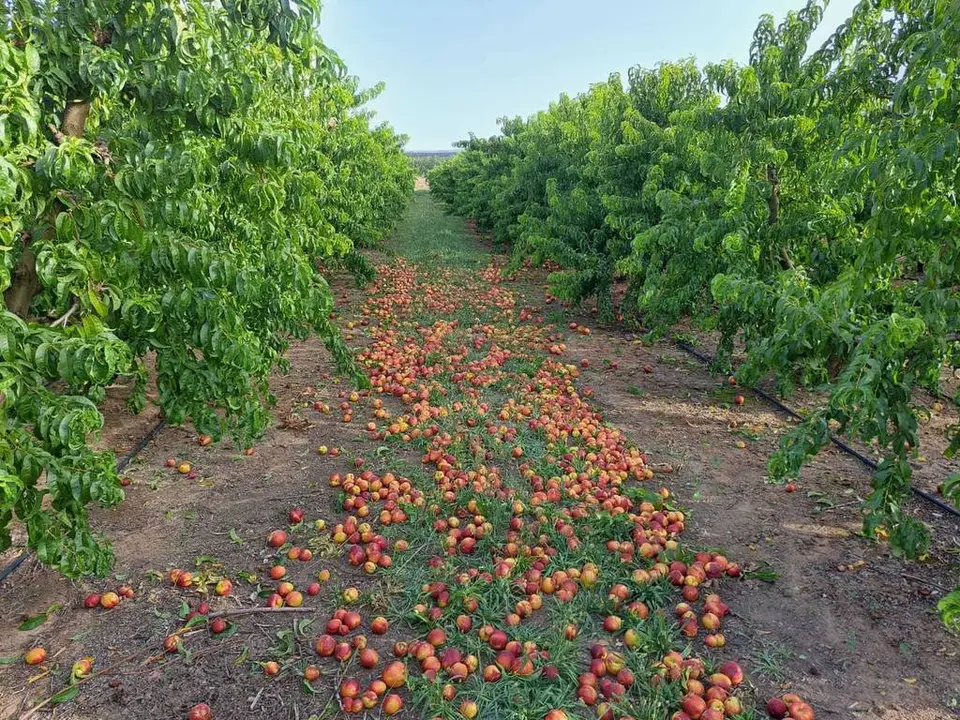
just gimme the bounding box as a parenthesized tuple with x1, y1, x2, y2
(766, 163, 780, 226)
(767, 163, 794, 271)
(3, 101, 91, 318)
(62, 101, 91, 139)
(4, 245, 39, 317)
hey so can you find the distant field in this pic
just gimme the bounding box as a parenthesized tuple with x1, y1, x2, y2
(407, 150, 457, 175)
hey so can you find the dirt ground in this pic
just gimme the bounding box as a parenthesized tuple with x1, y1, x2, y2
(1, 230, 958, 719)
(557, 321, 960, 719)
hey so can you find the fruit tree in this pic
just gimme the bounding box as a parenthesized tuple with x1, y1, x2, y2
(0, 0, 414, 575)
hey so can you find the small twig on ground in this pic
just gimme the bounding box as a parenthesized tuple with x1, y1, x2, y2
(208, 607, 313, 620)
(20, 653, 138, 720)
(901, 573, 951, 594)
(819, 498, 864, 512)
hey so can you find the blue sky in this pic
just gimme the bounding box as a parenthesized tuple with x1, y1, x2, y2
(321, 0, 860, 151)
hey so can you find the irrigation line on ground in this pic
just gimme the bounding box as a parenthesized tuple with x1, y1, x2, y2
(672, 340, 960, 520)
(116, 418, 167, 472)
(0, 418, 168, 583)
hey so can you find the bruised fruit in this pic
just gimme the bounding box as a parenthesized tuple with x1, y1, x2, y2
(188, 703, 212, 720)
(383, 694, 403, 715)
(682, 694, 706, 718)
(72, 657, 94, 678)
(483, 664, 502, 682)
(766, 698, 788, 719)
(723, 697, 743, 715)
(719, 661, 743, 685)
(578, 685, 598, 706)
(24, 648, 46, 665)
(359, 648, 379, 668)
(315, 635, 336, 656)
(427, 627, 446, 646)
(382, 661, 407, 688)
(788, 702, 815, 720)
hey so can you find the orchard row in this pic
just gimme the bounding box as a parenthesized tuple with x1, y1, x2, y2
(429, 0, 960, 575)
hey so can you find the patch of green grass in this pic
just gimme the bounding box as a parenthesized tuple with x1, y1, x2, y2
(751, 641, 794, 682)
(390, 193, 489, 268)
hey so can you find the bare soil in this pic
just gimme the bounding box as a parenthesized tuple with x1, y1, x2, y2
(557, 319, 960, 719)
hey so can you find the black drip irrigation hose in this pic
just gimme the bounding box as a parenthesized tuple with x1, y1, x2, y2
(0, 417, 168, 583)
(117, 418, 167, 472)
(0, 552, 29, 583)
(673, 340, 960, 520)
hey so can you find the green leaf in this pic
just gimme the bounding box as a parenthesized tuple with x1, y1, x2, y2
(941, 474, 960, 506)
(184, 614, 208, 629)
(18, 615, 49, 631)
(743, 564, 779, 583)
(18, 604, 62, 631)
(87, 287, 108, 318)
(234, 646, 249, 666)
(50, 685, 80, 704)
(218, 622, 240, 640)
(301, 678, 321, 694)
(938, 588, 960, 635)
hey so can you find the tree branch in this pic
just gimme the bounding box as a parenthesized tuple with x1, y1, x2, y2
(50, 301, 79, 328)
(6, 103, 92, 318)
